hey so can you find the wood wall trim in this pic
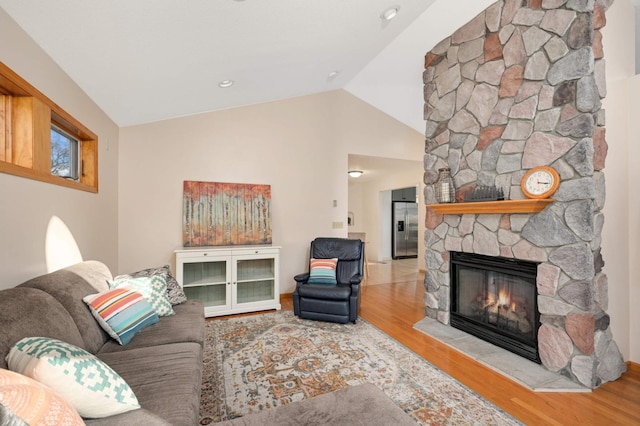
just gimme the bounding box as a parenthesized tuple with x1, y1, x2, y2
(0, 161, 97, 193)
(428, 199, 554, 215)
(0, 61, 98, 192)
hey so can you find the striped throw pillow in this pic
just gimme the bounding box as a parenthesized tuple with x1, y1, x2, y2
(108, 274, 175, 317)
(83, 287, 159, 345)
(307, 258, 338, 285)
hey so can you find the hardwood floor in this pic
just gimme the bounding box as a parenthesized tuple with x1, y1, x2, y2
(231, 259, 640, 425)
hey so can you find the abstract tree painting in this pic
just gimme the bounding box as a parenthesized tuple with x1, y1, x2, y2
(183, 181, 272, 247)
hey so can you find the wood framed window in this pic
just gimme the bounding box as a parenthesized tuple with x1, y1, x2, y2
(0, 61, 98, 192)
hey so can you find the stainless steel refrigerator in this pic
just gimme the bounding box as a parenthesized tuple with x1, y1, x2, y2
(392, 202, 418, 259)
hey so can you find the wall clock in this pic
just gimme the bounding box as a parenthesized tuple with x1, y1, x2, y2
(521, 166, 560, 199)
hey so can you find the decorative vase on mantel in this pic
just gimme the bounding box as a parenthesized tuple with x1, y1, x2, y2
(435, 167, 455, 204)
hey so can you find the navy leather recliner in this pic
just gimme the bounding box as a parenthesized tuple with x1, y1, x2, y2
(293, 237, 365, 324)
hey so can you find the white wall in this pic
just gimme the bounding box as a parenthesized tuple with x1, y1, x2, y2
(345, 0, 495, 133)
(602, 0, 637, 362)
(0, 9, 120, 289)
(118, 90, 424, 293)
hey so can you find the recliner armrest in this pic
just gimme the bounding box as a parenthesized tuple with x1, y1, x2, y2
(294, 272, 310, 283)
(349, 274, 363, 285)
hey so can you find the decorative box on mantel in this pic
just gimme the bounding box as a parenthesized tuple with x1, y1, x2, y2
(422, 0, 625, 388)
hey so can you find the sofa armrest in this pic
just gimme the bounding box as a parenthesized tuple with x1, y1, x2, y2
(84, 407, 171, 425)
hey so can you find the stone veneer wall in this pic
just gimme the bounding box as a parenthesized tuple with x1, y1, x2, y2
(422, 0, 625, 388)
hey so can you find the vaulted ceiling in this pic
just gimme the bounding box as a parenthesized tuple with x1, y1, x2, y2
(0, 0, 494, 131)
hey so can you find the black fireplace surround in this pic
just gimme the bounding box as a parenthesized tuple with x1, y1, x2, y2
(450, 251, 541, 363)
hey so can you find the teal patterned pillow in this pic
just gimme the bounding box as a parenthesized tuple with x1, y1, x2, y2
(115, 265, 187, 305)
(108, 274, 175, 317)
(6, 337, 140, 418)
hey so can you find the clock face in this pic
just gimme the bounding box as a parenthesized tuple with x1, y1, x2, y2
(521, 166, 560, 199)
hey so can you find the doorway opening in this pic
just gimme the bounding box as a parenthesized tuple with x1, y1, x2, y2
(391, 186, 418, 260)
(347, 153, 424, 272)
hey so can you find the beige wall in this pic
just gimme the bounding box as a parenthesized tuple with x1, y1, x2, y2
(0, 9, 120, 289)
(626, 75, 640, 363)
(118, 90, 424, 293)
(602, 0, 637, 362)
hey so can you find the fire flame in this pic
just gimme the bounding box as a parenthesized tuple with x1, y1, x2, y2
(498, 289, 508, 306)
(486, 289, 517, 312)
(498, 289, 516, 311)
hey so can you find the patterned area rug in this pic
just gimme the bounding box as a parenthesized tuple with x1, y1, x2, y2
(199, 311, 520, 425)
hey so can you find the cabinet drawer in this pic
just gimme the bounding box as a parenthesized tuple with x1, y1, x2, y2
(176, 249, 233, 259)
(232, 247, 280, 256)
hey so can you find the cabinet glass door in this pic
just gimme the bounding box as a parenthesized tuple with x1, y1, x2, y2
(182, 260, 229, 307)
(235, 258, 275, 304)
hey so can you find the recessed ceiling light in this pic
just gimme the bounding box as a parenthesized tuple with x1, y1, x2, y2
(218, 80, 234, 88)
(380, 6, 400, 21)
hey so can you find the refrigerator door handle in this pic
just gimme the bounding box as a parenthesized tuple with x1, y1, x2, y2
(405, 211, 409, 241)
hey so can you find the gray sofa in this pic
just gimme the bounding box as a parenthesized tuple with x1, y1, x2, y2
(219, 383, 416, 426)
(0, 261, 205, 425)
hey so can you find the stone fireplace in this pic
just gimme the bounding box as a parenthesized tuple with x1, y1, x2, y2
(450, 251, 540, 363)
(422, 0, 626, 388)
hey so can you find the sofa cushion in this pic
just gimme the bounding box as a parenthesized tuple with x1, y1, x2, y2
(18, 269, 110, 354)
(63, 260, 112, 293)
(0, 368, 84, 426)
(114, 265, 187, 305)
(84, 288, 160, 346)
(218, 383, 415, 426)
(108, 274, 175, 317)
(83, 408, 171, 425)
(7, 337, 140, 418)
(98, 342, 202, 426)
(97, 300, 205, 354)
(0, 287, 85, 370)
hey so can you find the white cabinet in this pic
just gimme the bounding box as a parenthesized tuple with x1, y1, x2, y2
(175, 246, 281, 317)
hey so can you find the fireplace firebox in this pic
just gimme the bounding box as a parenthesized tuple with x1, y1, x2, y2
(450, 251, 540, 363)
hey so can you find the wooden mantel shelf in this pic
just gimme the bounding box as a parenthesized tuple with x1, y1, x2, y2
(428, 199, 554, 214)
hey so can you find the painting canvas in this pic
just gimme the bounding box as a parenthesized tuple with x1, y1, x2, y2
(183, 181, 272, 247)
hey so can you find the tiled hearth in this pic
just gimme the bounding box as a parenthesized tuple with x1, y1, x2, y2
(422, 0, 625, 389)
(413, 316, 588, 392)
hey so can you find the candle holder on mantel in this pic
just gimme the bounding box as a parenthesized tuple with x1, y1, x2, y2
(435, 167, 455, 204)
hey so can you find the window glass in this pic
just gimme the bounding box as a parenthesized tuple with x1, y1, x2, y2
(51, 125, 79, 180)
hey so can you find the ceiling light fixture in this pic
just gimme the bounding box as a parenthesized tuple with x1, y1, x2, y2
(327, 70, 339, 80)
(218, 80, 234, 88)
(348, 170, 363, 178)
(380, 6, 400, 21)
